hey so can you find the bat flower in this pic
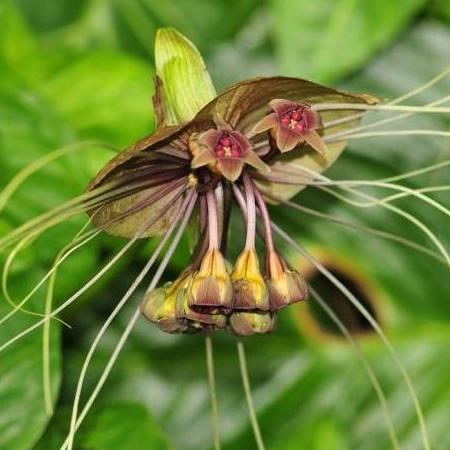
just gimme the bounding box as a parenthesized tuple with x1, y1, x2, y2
(3, 24, 445, 450)
(252, 99, 326, 154)
(82, 28, 378, 337)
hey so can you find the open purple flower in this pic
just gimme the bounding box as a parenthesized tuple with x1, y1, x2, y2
(190, 126, 269, 182)
(252, 99, 326, 154)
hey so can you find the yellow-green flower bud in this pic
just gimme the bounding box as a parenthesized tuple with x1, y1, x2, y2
(177, 289, 227, 332)
(229, 312, 276, 336)
(231, 248, 269, 311)
(189, 248, 233, 312)
(140, 282, 187, 333)
(265, 250, 309, 310)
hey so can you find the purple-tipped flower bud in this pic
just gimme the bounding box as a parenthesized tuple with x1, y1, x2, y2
(231, 248, 270, 312)
(229, 312, 276, 336)
(188, 249, 233, 313)
(140, 282, 187, 334)
(265, 250, 309, 311)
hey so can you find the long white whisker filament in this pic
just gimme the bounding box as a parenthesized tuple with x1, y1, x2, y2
(42, 220, 94, 416)
(272, 223, 430, 450)
(0, 185, 186, 354)
(347, 185, 450, 207)
(322, 66, 450, 128)
(0, 141, 117, 214)
(309, 287, 400, 450)
(62, 189, 198, 450)
(390, 66, 450, 105)
(1, 179, 188, 322)
(313, 103, 450, 114)
(315, 184, 450, 269)
(277, 165, 450, 269)
(379, 159, 450, 183)
(268, 158, 450, 188)
(206, 335, 221, 450)
(306, 179, 450, 218)
(0, 183, 114, 251)
(0, 176, 164, 252)
(328, 129, 450, 142)
(263, 193, 445, 264)
(323, 95, 450, 140)
(237, 341, 266, 450)
(0, 226, 102, 325)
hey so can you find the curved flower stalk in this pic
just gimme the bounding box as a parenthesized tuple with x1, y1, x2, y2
(0, 26, 449, 450)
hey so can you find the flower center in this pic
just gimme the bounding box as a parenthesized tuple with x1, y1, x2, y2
(280, 108, 305, 133)
(215, 134, 242, 158)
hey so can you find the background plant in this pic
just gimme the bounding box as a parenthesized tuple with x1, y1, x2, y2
(0, 0, 449, 449)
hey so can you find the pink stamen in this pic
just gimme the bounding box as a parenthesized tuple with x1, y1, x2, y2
(214, 133, 243, 158)
(280, 108, 306, 133)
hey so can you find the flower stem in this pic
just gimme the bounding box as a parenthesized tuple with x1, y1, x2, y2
(237, 341, 266, 450)
(206, 335, 221, 450)
(252, 185, 274, 252)
(206, 190, 219, 249)
(243, 173, 256, 249)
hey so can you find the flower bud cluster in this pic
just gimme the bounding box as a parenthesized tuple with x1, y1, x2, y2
(141, 247, 308, 336)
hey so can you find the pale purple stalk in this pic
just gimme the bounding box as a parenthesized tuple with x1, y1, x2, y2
(252, 184, 274, 252)
(206, 190, 219, 249)
(243, 173, 256, 249)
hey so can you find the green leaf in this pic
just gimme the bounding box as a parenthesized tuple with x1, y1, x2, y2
(80, 402, 173, 450)
(429, 0, 450, 22)
(155, 27, 216, 124)
(33, 402, 173, 450)
(41, 50, 155, 147)
(13, 0, 86, 32)
(0, 1, 42, 83)
(0, 298, 61, 450)
(271, 0, 427, 83)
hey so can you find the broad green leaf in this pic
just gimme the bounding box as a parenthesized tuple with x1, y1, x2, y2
(34, 403, 173, 450)
(107, 0, 259, 56)
(137, 0, 259, 50)
(80, 402, 173, 450)
(429, 0, 450, 22)
(13, 0, 260, 55)
(0, 1, 42, 83)
(0, 298, 61, 450)
(41, 50, 155, 147)
(155, 27, 216, 124)
(271, 0, 427, 83)
(13, 0, 86, 32)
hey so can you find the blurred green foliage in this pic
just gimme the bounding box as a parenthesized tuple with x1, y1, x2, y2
(0, 1, 449, 449)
